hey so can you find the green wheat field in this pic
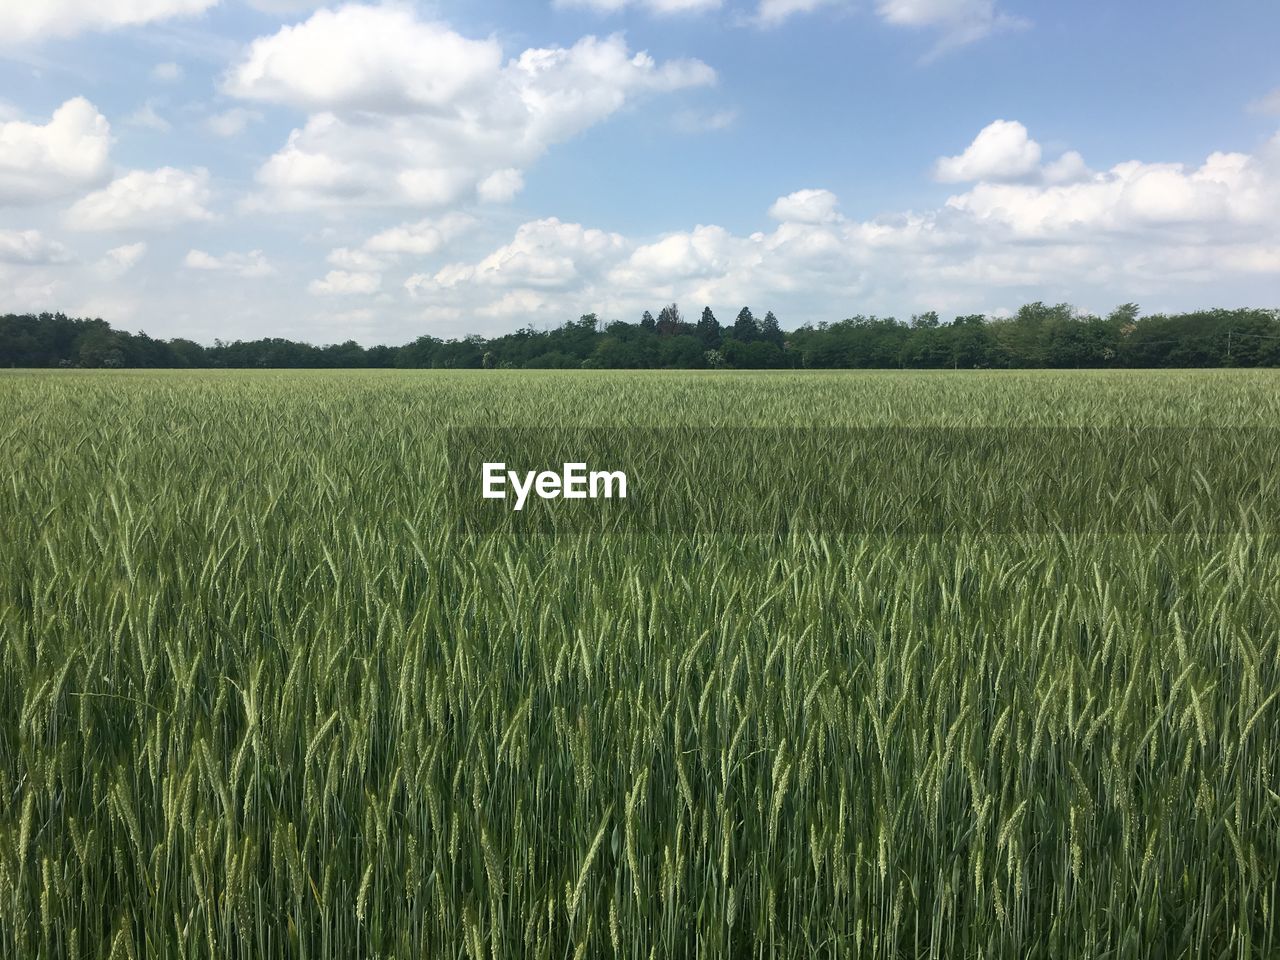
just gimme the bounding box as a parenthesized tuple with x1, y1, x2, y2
(2, 369, 1279, 959)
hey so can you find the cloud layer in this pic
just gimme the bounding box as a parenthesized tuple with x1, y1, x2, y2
(398, 123, 1280, 329)
(225, 5, 715, 211)
(0, 3, 1274, 345)
(0, 0, 216, 43)
(67, 167, 215, 231)
(0, 99, 112, 205)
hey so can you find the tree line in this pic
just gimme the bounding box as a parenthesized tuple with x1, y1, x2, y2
(3, 302, 1279, 370)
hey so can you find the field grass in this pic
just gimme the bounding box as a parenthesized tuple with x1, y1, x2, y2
(2, 369, 1279, 959)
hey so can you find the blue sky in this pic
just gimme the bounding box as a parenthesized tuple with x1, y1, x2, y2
(1, 0, 1278, 344)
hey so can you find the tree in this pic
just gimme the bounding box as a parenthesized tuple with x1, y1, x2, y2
(77, 327, 124, 368)
(594, 337, 642, 369)
(3, 303, 1278, 371)
(695, 307, 722, 348)
(947, 315, 992, 368)
(640, 310, 657, 333)
(659, 335, 704, 368)
(1108, 303, 1140, 327)
(732, 307, 758, 342)
(656, 303, 683, 337)
(760, 310, 784, 346)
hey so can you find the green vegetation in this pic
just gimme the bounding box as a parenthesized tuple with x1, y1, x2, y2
(2, 369, 1279, 958)
(5, 301, 1280, 370)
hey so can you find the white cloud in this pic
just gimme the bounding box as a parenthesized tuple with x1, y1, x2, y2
(1042, 150, 1091, 185)
(946, 147, 1280, 236)
(674, 108, 739, 133)
(407, 131, 1280, 331)
(879, 0, 991, 27)
(769, 188, 841, 223)
(67, 167, 215, 231)
(243, 0, 342, 13)
(754, 0, 841, 27)
(0, 229, 72, 265)
(364, 212, 475, 256)
(477, 169, 525, 204)
(935, 119, 1042, 182)
(226, 7, 714, 211)
(421, 218, 626, 293)
(151, 62, 183, 83)
(184, 248, 275, 277)
(309, 270, 381, 295)
(326, 247, 386, 272)
(554, 0, 722, 14)
(0, 98, 112, 205)
(0, 268, 60, 313)
(205, 108, 262, 138)
(224, 5, 504, 115)
(876, 0, 1024, 49)
(0, 0, 217, 44)
(610, 225, 743, 286)
(937, 120, 1095, 187)
(98, 242, 148, 278)
(126, 100, 171, 132)
(753, 0, 1021, 46)
(1249, 89, 1280, 116)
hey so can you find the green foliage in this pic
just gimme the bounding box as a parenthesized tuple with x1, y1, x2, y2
(697, 307, 722, 348)
(3, 305, 1280, 371)
(732, 306, 759, 343)
(1, 370, 1279, 958)
(759, 310, 784, 347)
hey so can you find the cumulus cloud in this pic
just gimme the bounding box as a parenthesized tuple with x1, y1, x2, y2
(126, 101, 171, 132)
(0, 229, 73, 265)
(98, 242, 148, 278)
(876, 0, 1025, 50)
(364, 213, 475, 256)
(225, 6, 715, 211)
(946, 148, 1280, 236)
(1249, 89, 1280, 116)
(935, 119, 1042, 182)
(0, 269, 60, 313)
(399, 130, 1280, 330)
(753, 0, 841, 27)
(419, 218, 626, 294)
(753, 0, 1021, 47)
(477, 169, 525, 204)
(326, 247, 386, 272)
(554, 0, 722, 13)
(205, 108, 262, 138)
(184, 249, 275, 277)
(151, 62, 183, 83)
(769, 188, 841, 223)
(0, 0, 217, 44)
(609, 225, 745, 287)
(243, 0, 332, 11)
(309, 270, 381, 295)
(1042, 150, 1091, 185)
(67, 167, 215, 231)
(935, 120, 1097, 186)
(0, 98, 112, 205)
(225, 6, 503, 115)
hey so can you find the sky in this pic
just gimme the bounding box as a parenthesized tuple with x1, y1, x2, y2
(1, 0, 1278, 345)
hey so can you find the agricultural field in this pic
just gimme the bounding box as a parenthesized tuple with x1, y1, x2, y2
(2, 369, 1279, 959)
